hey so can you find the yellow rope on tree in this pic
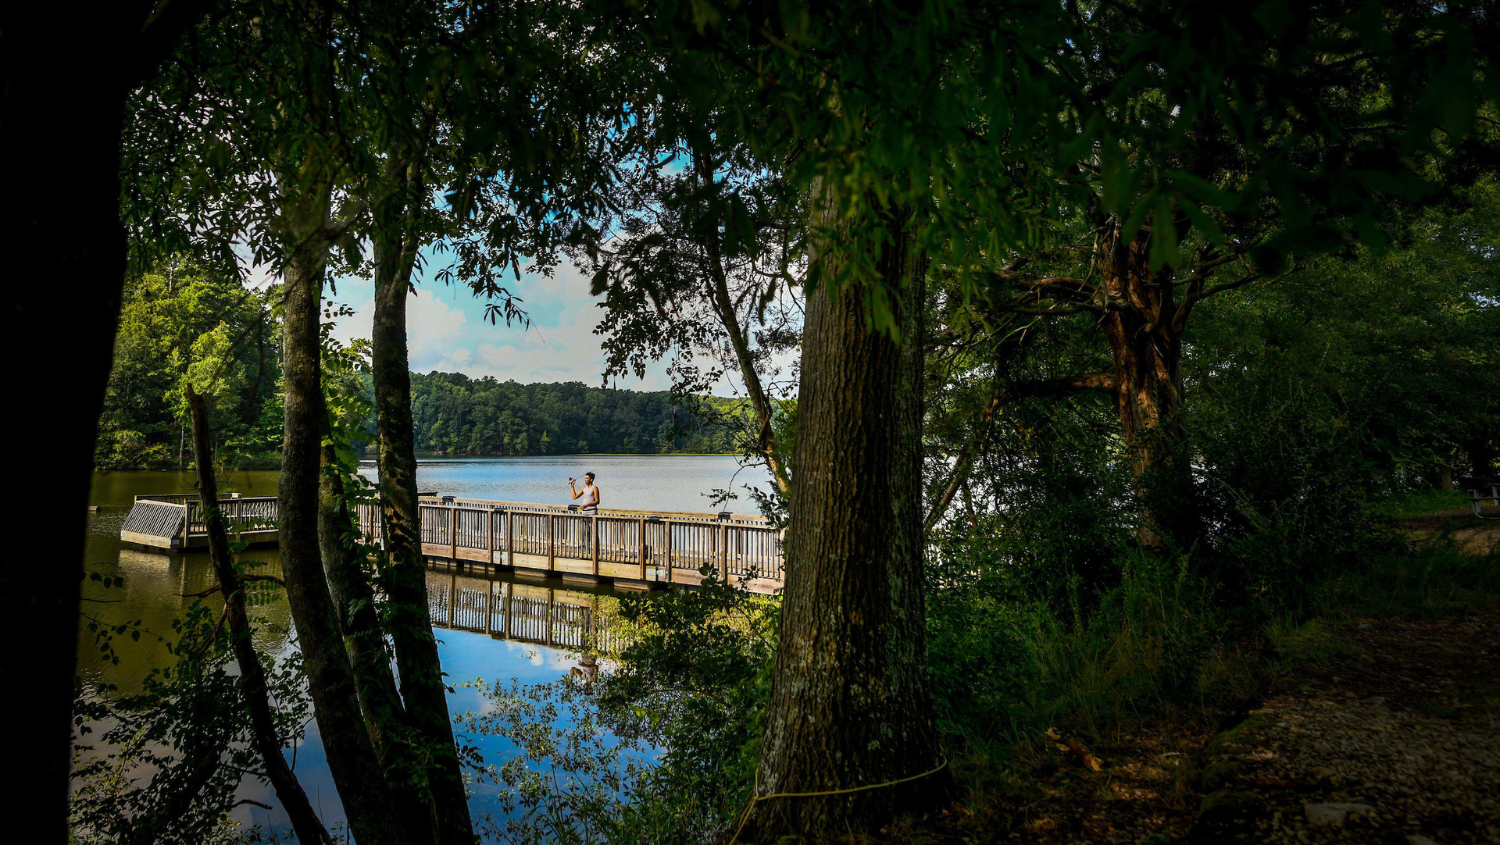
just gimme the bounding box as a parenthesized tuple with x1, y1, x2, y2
(727, 756, 950, 845)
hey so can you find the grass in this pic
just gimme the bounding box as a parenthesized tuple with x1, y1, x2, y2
(1375, 488, 1472, 519)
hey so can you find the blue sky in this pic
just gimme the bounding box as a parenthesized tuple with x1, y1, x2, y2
(319, 251, 675, 390)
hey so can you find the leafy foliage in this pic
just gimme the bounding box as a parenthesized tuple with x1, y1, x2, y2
(96, 260, 282, 470)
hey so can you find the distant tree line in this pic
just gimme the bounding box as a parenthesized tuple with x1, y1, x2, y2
(403, 372, 740, 456)
(93, 268, 740, 469)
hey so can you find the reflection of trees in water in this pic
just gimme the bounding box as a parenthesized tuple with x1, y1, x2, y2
(425, 567, 631, 655)
(80, 550, 294, 696)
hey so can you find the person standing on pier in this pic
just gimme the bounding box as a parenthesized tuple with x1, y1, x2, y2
(569, 472, 601, 513)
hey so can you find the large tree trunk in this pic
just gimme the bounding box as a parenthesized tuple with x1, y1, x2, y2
(743, 191, 947, 840)
(279, 237, 410, 845)
(1098, 221, 1197, 547)
(2, 6, 208, 840)
(369, 225, 475, 845)
(185, 386, 333, 845)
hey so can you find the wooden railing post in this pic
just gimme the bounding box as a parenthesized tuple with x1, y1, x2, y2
(591, 515, 600, 576)
(638, 517, 647, 581)
(664, 519, 673, 584)
(485, 509, 493, 561)
(547, 513, 556, 571)
(508, 511, 516, 566)
(719, 522, 730, 583)
(449, 506, 457, 561)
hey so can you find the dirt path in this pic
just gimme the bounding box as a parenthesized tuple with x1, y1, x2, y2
(1190, 614, 1500, 844)
(911, 613, 1500, 844)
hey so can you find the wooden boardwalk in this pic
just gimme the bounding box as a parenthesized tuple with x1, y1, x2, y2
(121, 493, 785, 594)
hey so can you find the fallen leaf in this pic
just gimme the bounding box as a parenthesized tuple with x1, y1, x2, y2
(1068, 742, 1104, 771)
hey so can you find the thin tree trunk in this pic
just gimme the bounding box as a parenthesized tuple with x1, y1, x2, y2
(370, 224, 475, 845)
(743, 190, 947, 839)
(185, 386, 333, 845)
(923, 384, 1003, 533)
(280, 238, 410, 845)
(695, 156, 793, 496)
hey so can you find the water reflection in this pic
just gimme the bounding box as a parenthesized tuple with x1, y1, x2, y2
(80, 469, 654, 836)
(427, 565, 629, 654)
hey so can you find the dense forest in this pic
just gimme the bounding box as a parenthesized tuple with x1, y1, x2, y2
(92, 270, 739, 469)
(405, 372, 739, 456)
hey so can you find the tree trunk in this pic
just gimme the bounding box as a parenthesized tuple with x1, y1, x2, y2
(318, 436, 438, 844)
(704, 245, 793, 496)
(695, 156, 793, 496)
(370, 226, 475, 845)
(923, 384, 1003, 533)
(1098, 221, 1197, 547)
(185, 386, 332, 845)
(1465, 436, 1496, 478)
(279, 238, 410, 845)
(743, 190, 947, 840)
(3, 5, 209, 839)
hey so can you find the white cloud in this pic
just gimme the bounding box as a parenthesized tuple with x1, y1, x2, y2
(323, 254, 680, 391)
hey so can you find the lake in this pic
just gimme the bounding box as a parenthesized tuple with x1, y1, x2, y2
(78, 455, 772, 836)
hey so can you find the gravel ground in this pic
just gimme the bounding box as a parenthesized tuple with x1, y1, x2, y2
(1190, 614, 1500, 845)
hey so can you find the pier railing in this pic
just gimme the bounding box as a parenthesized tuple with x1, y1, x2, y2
(359, 496, 784, 590)
(123, 493, 784, 592)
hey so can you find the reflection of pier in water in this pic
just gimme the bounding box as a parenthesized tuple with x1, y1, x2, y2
(426, 566, 629, 654)
(122, 493, 785, 594)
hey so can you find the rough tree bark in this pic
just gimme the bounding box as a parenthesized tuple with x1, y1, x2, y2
(1097, 221, 1197, 547)
(2, 4, 210, 840)
(185, 386, 333, 845)
(280, 233, 410, 845)
(743, 189, 948, 840)
(369, 209, 476, 845)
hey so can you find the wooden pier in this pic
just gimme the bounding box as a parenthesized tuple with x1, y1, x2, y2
(121, 493, 785, 594)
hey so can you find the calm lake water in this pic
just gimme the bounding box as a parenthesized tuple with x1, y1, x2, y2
(79, 456, 772, 836)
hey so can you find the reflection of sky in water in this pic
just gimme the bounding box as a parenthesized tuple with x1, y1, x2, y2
(238, 624, 656, 836)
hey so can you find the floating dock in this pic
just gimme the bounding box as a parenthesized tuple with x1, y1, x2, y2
(122, 493, 785, 594)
